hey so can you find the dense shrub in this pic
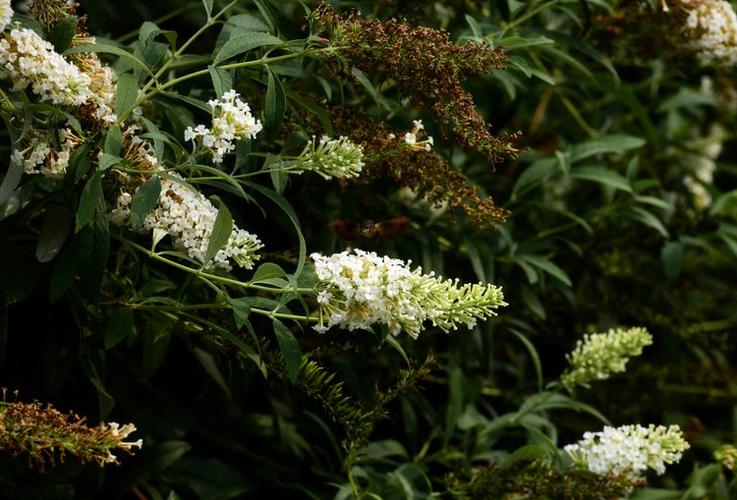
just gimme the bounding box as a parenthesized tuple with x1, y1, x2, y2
(1, 0, 736, 498)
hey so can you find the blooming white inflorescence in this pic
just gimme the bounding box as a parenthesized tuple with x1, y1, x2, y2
(294, 135, 364, 179)
(565, 424, 689, 479)
(10, 128, 80, 177)
(0, 28, 95, 106)
(680, 0, 737, 65)
(184, 90, 262, 163)
(0, 0, 12, 32)
(561, 327, 653, 391)
(310, 249, 506, 338)
(111, 172, 263, 271)
(682, 124, 723, 208)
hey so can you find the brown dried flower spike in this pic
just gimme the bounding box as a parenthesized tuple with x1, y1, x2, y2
(310, 4, 520, 163)
(0, 393, 142, 469)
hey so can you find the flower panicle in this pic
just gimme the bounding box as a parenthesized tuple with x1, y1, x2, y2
(0, 396, 142, 469)
(111, 171, 263, 271)
(565, 424, 689, 480)
(311, 249, 506, 338)
(561, 327, 653, 391)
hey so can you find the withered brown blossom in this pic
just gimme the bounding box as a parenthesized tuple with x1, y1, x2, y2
(309, 4, 520, 163)
(0, 393, 142, 469)
(326, 107, 510, 229)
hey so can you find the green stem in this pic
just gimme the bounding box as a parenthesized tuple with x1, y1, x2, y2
(124, 301, 316, 322)
(115, 2, 200, 43)
(116, 236, 315, 294)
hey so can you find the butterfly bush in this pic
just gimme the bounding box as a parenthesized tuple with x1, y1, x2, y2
(294, 135, 364, 179)
(184, 89, 263, 163)
(679, 0, 737, 65)
(565, 424, 689, 479)
(311, 249, 506, 337)
(561, 327, 653, 391)
(111, 172, 263, 271)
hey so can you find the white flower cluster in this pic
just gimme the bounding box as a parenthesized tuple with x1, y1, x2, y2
(10, 128, 80, 177)
(565, 424, 689, 479)
(0, 28, 94, 106)
(111, 172, 263, 271)
(561, 327, 652, 391)
(680, 0, 737, 66)
(104, 422, 143, 463)
(682, 124, 723, 209)
(184, 90, 262, 163)
(0, 0, 12, 32)
(311, 249, 506, 338)
(294, 135, 364, 179)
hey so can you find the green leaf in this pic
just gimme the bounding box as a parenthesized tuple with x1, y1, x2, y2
(105, 308, 135, 349)
(201, 0, 214, 18)
(272, 318, 302, 384)
(509, 329, 543, 392)
(130, 175, 162, 230)
(569, 135, 646, 162)
(0, 159, 24, 206)
(47, 16, 78, 52)
(253, 0, 280, 34)
(627, 206, 669, 238)
(661, 241, 684, 281)
(251, 262, 287, 283)
(264, 66, 286, 142)
(213, 32, 283, 65)
(115, 73, 139, 121)
(444, 366, 464, 440)
(204, 201, 233, 263)
(76, 173, 103, 232)
(517, 255, 572, 287)
(36, 205, 71, 263)
(66, 43, 155, 77)
(209, 66, 233, 98)
(571, 165, 633, 193)
(351, 67, 392, 111)
(192, 347, 233, 400)
(104, 125, 122, 156)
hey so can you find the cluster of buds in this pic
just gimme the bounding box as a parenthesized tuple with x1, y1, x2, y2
(294, 135, 364, 179)
(667, 0, 737, 66)
(561, 327, 653, 391)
